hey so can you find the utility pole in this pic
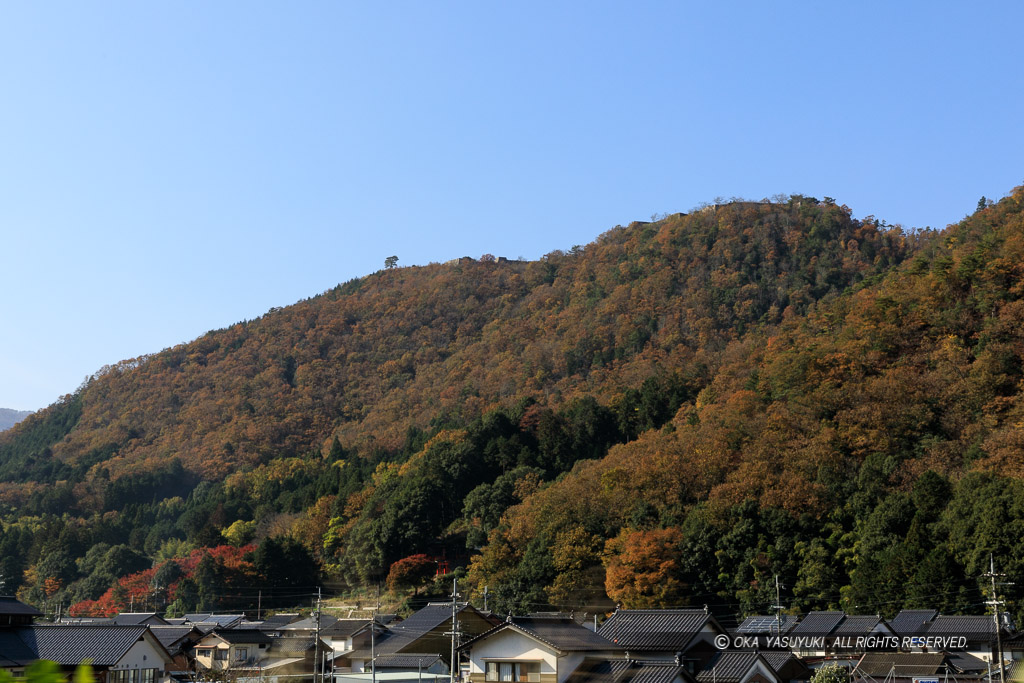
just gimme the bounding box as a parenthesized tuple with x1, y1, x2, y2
(483, 586, 489, 613)
(447, 577, 462, 683)
(257, 590, 262, 621)
(983, 554, 1010, 683)
(315, 588, 323, 683)
(372, 584, 380, 683)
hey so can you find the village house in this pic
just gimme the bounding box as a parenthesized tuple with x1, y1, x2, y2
(597, 608, 728, 674)
(563, 658, 692, 683)
(698, 651, 812, 683)
(148, 625, 204, 678)
(192, 628, 273, 670)
(459, 615, 622, 683)
(850, 652, 985, 683)
(347, 602, 496, 675)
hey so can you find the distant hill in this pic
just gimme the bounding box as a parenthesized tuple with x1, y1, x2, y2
(6, 188, 1024, 625)
(0, 408, 32, 432)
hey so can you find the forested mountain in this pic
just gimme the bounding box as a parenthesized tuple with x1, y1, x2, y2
(2, 190, 1023, 624)
(0, 408, 32, 432)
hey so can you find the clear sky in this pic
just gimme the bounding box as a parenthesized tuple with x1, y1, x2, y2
(1, 2, 1022, 411)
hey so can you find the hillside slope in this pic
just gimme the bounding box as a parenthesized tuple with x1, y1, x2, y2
(0, 197, 911, 491)
(471, 187, 1024, 618)
(0, 192, 964, 618)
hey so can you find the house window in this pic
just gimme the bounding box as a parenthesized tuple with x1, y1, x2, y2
(236, 648, 248, 661)
(140, 670, 156, 683)
(485, 661, 540, 682)
(215, 649, 228, 661)
(110, 671, 131, 683)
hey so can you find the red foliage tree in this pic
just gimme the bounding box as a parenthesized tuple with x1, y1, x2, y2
(385, 554, 436, 593)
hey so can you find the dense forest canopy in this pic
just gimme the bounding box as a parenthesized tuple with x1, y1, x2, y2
(3, 189, 1024, 624)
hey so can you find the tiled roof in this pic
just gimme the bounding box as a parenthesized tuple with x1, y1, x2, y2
(948, 652, 989, 673)
(888, 610, 937, 638)
(887, 610, 938, 636)
(928, 615, 999, 637)
(280, 615, 338, 631)
(565, 658, 689, 683)
(599, 610, 715, 651)
(208, 628, 274, 645)
(323, 619, 373, 637)
(789, 612, 845, 637)
(269, 636, 320, 655)
(373, 654, 444, 669)
(510, 617, 619, 652)
(361, 603, 469, 656)
(735, 615, 795, 635)
(113, 613, 167, 626)
(696, 650, 808, 683)
(855, 653, 947, 677)
(459, 616, 618, 656)
(697, 652, 771, 683)
(258, 614, 302, 630)
(609, 660, 689, 683)
(759, 652, 800, 670)
(0, 629, 37, 667)
(148, 625, 201, 650)
(833, 615, 883, 635)
(184, 613, 244, 627)
(0, 596, 43, 617)
(18, 625, 158, 667)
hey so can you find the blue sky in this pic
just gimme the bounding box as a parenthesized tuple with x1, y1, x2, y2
(1, 2, 1022, 411)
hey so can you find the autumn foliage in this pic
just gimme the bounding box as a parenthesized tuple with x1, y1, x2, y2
(385, 554, 437, 593)
(6, 189, 1024, 622)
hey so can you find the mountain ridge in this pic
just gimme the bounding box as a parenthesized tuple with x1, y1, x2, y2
(0, 196, 916, 490)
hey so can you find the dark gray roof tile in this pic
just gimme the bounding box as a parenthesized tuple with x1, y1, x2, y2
(323, 619, 373, 637)
(0, 630, 37, 667)
(373, 654, 444, 669)
(833, 615, 883, 635)
(928, 616, 999, 637)
(599, 610, 716, 652)
(209, 628, 274, 645)
(887, 610, 937, 636)
(0, 596, 43, 618)
(789, 612, 845, 637)
(508, 617, 618, 652)
(855, 653, 947, 677)
(697, 652, 762, 683)
(564, 658, 690, 683)
(19, 625, 154, 667)
(148, 626, 201, 650)
(736, 616, 795, 635)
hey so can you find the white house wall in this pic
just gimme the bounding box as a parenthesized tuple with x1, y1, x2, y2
(468, 629, 558, 678)
(110, 639, 170, 670)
